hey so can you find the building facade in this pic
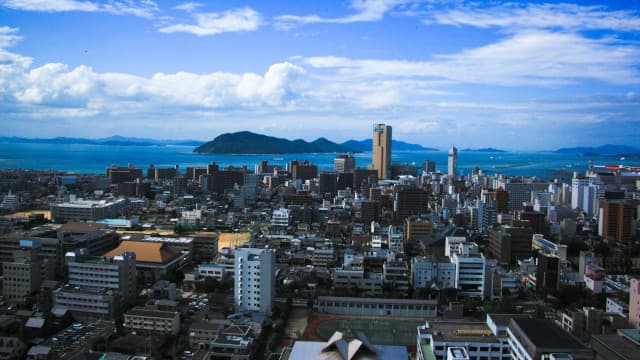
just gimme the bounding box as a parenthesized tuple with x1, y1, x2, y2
(234, 248, 275, 314)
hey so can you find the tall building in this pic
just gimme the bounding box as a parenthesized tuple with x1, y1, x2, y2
(66, 249, 137, 307)
(448, 146, 457, 178)
(54, 249, 137, 320)
(423, 160, 436, 174)
(334, 154, 356, 173)
(536, 253, 560, 296)
(372, 124, 392, 180)
(630, 277, 640, 329)
(571, 176, 589, 210)
(2, 239, 51, 305)
(394, 188, 429, 223)
(599, 199, 633, 243)
(234, 248, 275, 314)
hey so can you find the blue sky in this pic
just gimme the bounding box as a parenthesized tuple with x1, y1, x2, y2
(0, 0, 638, 150)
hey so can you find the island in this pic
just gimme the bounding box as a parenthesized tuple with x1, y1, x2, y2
(193, 131, 357, 154)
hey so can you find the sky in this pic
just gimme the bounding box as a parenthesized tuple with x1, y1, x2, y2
(0, 0, 639, 150)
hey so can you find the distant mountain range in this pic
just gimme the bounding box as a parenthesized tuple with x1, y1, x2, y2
(0, 135, 203, 147)
(461, 147, 507, 152)
(553, 144, 640, 155)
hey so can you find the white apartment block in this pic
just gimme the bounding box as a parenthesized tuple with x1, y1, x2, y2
(271, 208, 289, 227)
(51, 198, 126, 222)
(234, 248, 275, 314)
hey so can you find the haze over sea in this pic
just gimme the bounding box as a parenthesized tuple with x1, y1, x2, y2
(2, 143, 638, 180)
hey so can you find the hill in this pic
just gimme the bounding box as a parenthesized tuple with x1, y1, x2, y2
(0, 135, 203, 147)
(341, 139, 437, 152)
(553, 144, 640, 155)
(193, 131, 356, 154)
(461, 147, 508, 152)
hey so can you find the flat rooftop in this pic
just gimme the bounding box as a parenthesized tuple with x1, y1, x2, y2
(421, 321, 498, 343)
(509, 318, 585, 350)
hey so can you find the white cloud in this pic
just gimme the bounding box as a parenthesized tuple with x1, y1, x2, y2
(428, 3, 640, 32)
(0, 0, 159, 18)
(276, 0, 408, 29)
(173, 2, 202, 13)
(0, 26, 22, 48)
(303, 31, 640, 85)
(159, 7, 262, 36)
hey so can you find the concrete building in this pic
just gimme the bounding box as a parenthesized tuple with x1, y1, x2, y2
(591, 329, 640, 360)
(571, 177, 589, 210)
(395, 188, 429, 223)
(372, 124, 392, 180)
(411, 256, 456, 291)
(507, 318, 594, 359)
(405, 216, 434, 242)
(451, 246, 486, 298)
(536, 252, 560, 296)
(50, 198, 126, 222)
(104, 241, 188, 281)
(271, 208, 289, 228)
(417, 315, 514, 360)
(208, 324, 257, 360)
(2, 239, 51, 305)
(334, 154, 356, 173)
(316, 296, 437, 317)
(383, 260, 410, 294)
(234, 248, 275, 314)
(599, 200, 633, 243)
(448, 146, 457, 179)
(488, 225, 533, 264)
(123, 306, 180, 335)
(630, 277, 640, 329)
(66, 250, 137, 308)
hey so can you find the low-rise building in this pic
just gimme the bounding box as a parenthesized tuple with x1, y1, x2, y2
(123, 306, 180, 335)
(316, 296, 437, 317)
(207, 324, 256, 360)
(507, 318, 593, 360)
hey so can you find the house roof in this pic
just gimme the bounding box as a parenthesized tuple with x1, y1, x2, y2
(104, 241, 181, 264)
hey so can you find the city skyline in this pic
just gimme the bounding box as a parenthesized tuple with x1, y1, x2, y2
(1, 0, 639, 150)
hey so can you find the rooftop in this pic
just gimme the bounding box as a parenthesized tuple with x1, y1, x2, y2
(104, 241, 182, 264)
(509, 318, 584, 350)
(125, 307, 178, 320)
(420, 321, 498, 343)
(59, 222, 109, 233)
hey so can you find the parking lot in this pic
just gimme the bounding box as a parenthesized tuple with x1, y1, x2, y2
(44, 320, 114, 358)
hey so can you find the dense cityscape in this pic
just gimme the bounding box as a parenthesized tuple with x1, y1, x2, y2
(0, 123, 637, 359)
(2, 0, 640, 359)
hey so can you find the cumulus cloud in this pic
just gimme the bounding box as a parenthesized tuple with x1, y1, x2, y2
(159, 7, 262, 36)
(0, 0, 159, 18)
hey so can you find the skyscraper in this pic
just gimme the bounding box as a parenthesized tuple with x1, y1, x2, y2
(448, 146, 457, 178)
(372, 124, 392, 180)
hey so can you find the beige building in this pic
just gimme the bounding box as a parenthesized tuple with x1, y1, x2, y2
(124, 306, 180, 335)
(372, 124, 392, 180)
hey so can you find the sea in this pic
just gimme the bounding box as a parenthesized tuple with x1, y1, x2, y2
(0, 142, 637, 181)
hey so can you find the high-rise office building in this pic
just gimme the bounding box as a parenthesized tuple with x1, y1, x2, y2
(599, 199, 633, 243)
(448, 146, 457, 178)
(372, 124, 392, 180)
(234, 248, 275, 314)
(334, 154, 356, 173)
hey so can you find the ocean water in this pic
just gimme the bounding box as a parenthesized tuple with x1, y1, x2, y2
(0, 142, 637, 180)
